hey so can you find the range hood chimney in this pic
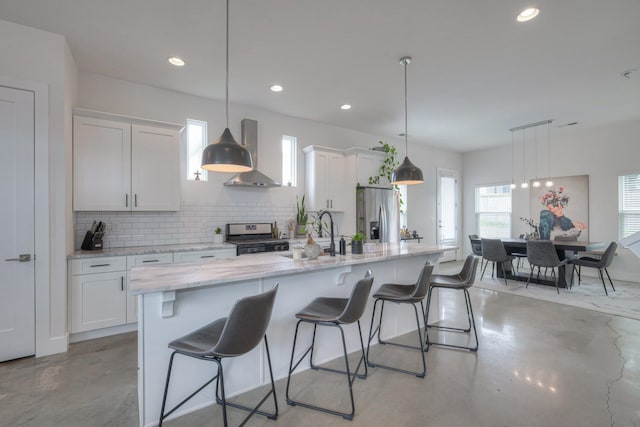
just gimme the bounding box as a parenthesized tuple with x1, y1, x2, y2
(224, 119, 281, 188)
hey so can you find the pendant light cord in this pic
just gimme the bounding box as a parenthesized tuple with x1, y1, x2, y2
(225, 0, 230, 128)
(404, 59, 408, 156)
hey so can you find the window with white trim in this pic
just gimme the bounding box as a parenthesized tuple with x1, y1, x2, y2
(618, 173, 640, 238)
(186, 119, 207, 181)
(281, 135, 297, 186)
(475, 184, 512, 238)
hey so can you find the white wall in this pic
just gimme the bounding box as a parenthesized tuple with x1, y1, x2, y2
(463, 118, 640, 281)
(77, 72, 462, 243)
(0, 19, 74, 356)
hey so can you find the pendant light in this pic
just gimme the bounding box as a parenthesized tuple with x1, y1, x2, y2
(545, 121, 554, 187)
(510, 130, 516, 189)
(532, 126, 541, 187)
(520, 128, 529, 189)
(201, 0, 253, 173)
(391, 56, 424, 185)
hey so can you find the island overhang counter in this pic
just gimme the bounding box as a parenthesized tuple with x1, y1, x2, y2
(131, 243, 454, 426)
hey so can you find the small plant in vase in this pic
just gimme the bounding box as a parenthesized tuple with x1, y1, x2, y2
(295, 195, 308, 237)
(213, 226, 224, 244)
(520, 217, 539, 240)
(351, 232, 364, 254)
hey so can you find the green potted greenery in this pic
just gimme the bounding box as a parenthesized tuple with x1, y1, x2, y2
(351, 232, 364, 254)
(295, 195, 308, 237)
(368, 140, 404, 211)
(213, 226, 224, 244)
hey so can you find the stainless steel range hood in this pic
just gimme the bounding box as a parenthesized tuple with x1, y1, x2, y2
(224, 119, 281, 188)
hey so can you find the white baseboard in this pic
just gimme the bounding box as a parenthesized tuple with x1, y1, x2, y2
(69, 323, 138, 343)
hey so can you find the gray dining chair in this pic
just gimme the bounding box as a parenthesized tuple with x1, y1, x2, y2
(424, 255, 480, 351)
(366, 262, 434, 378)
(526, 240, 567, 294)
(480, 238, 515, 285)
(568, 241, 617, 295)
(159, 285, 279, 427)
(468, 234, 486, 272)
(286, 271, 374, 420)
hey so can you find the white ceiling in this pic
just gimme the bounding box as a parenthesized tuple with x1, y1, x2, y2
(1, 0, 639, 152)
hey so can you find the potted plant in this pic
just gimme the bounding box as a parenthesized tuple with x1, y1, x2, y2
(213, 226, 224, 244)
(295, 195, 308, 237)
(351, 232, 364, 254)
(368, 140, 404, 211)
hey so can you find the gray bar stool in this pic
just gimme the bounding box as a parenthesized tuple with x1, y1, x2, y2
(158, 285, 279, 427)
(366, 262, 434, 378)
(285, 271, 374, 420)
(425, 255, 480, 351)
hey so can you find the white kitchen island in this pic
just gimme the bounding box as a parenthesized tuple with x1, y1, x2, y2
(130, 242, 454, 426)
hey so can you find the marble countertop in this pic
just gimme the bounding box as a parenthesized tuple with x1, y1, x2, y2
(130, 243, 457, 295)
(68, 242, 237, 259)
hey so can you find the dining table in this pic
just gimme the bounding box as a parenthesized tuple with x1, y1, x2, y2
(470, 237, 605, 288)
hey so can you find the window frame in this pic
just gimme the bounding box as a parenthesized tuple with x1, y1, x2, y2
(618, 172, 640, 239)
(281, 135, 297, 187)
(186, 119, 208, 181)
(474, 183, 513, 238)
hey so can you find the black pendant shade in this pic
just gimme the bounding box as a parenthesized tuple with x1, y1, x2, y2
(391, 156, 424, 185)
(201, 127, 253, 173)
(200, 0, 254, 174)
(391, 56, 423, 186)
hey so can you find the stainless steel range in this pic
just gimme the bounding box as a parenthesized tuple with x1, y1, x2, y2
(226, 223, 290, 255)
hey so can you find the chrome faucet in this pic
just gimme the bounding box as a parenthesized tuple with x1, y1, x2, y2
(318, 210, 336, 256)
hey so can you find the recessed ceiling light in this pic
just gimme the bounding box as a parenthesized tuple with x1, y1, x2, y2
(168, 57, 185, 67)
(270, 84, 283, 92)
(517, 7, 539, 22)
(340, 104, 352, 110)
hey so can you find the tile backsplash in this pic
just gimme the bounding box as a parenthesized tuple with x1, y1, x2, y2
(75, 200, 297, 250)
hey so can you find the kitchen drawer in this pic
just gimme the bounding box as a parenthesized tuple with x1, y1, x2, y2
(70, 256, 127, 275)
(173, 248, 236, 263)
(127, 253, 173, 268)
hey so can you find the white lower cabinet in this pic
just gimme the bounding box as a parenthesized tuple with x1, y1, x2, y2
(69, 248, 237, 336)
(69, 257, 127, 333)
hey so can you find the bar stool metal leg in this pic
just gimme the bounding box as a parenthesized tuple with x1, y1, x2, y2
(366, 298, 427, 377)
(286, 319, 367, 420)
(424, 286, 479, 352)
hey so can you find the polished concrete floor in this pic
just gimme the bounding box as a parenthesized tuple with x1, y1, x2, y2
(2, 278, 639, 426)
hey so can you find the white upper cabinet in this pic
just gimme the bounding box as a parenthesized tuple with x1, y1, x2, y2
(131, 124, 180, 211)
(73, 116, 131, 211)
(345, 148, 387, 187)
(73, 110, 183, 211)
(303, 146, 345, 212)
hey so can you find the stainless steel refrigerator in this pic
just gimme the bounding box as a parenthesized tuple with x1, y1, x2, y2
(356, 186, 400, 243)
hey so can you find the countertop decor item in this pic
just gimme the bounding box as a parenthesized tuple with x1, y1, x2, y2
(351, 232, 364, 254)
(213, 226, 224, 244)
(390, 56, 424, 185)
(304, 234, 322, 260)
(200, 0, 253, 173)
(296, 194, 308, 237)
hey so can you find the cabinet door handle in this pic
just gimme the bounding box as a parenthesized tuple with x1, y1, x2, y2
(142, 259, 159, 263)
(200, 255, 215, 258)
(135, 194, 138, 207)
(125, 194, 129, 208)
(330, 199, 333, 209)
(5, 254, 31, 262)
(90, 263, 110, 268)
(121, 276, 124, 292)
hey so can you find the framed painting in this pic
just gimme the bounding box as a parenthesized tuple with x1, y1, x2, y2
(529, 175, 589, 241)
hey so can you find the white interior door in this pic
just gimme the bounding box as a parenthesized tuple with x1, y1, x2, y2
(437, 168, 458, 262)
(0, 86, 35, 362)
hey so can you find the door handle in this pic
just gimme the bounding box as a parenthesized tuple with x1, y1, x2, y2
(5, 254, 31, 262)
